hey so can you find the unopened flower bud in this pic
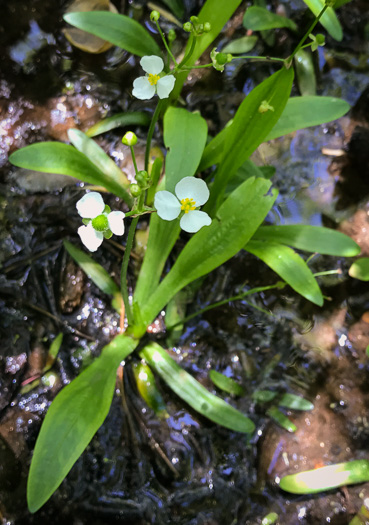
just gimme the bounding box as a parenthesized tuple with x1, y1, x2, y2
(136, 170, 149, 188)
(190, 16, 199, 24)
(122, 131, 137, 146)
(150, 10, 160, 22)
(203, 22, 211, 33)
(130, 183, 142, 197)
(168, 29, 176, 42)
(183, 21, 192, 32)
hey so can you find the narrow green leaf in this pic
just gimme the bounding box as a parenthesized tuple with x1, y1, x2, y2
(48, 333, 63, 362)
(163, 107, 208, 192)
(334, 0, 353, 6)
(262, 513, 279, 525)
(302, 0, 343, 41)
(86, 111, 150, 137)
(349, 504, 369, 525)
(141, 343, 255, 433)
(160, 0, 184, 19)
(294, 49, 316, 96)
(253, 225, 360, 257)
(253, 390, 278, 402)
(280, 460, 369, 494)
(208, 67, 294, 211)
(222, 35, 258, 54)
(209, 370, 245, 396)
(243, 6, 297, 31)
(349, 258, 369, 281)
(278, 393, 314, 411)
(63, 240, 122, 312)
(267, 406, 297, 433)
(67, 129, 130, 192)
(132, 361, 168, 418)
(141, 177, 277, 326)
(199, 96, 350, 171)
(9, 142, 130, 201)
(63, 11, 161, 56)
(245, 240, 324, 306)
(27, 334, 137, 513)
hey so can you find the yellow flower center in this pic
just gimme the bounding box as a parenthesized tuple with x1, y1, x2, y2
(148, 73, 160, 86)
(180, 197, 196, 213)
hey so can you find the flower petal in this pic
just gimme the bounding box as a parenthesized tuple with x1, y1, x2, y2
(132, 76, 156, 100)
(76, 192, 105, 219)
(175, 177, 209, 206)
(107, 211, 125, 236)
(156, 75, 176, 99)
(78, 223, 104, 252)
(180, 210, 211, 233)
(140, 55, 164, 75)
(154, 190, 181, 221)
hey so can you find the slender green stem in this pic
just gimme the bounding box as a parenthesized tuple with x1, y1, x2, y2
(181, 63, 214, 70)
(234, 55, 286, 63)
(166, 283, 284, 330)
(145, 100, 164, 171)
(121, 217, 139, 325)
(130, 145, 139, 175)
(313, 269, 341, 277)
(287, 4, 328, 64)
(155, 21, 178, 67)
(177, 33, 196, 69)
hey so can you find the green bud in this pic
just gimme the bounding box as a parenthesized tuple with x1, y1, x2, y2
(130, 183, 142, 197)
(168, 29, 176, 42)
(183, 21, 192, 32)
(210, 47, 232, 72)
(136, 170, 149, 188)
(216, 52, 228, 65)
(203, 22, 211, 33)
(150, 10, 160, 22)
(122, 131, 138, 146)
(91, 214, 109, 232)
(190, 16, 199, 24)
(198, 23, 204, 33)
(316, 33, 325, 45)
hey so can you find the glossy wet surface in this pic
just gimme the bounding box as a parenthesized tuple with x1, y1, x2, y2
(2, 1, 369, 524)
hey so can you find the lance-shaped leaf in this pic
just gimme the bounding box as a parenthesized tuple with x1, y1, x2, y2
(245, 240, 324, 306)
(302, 0, 343, 41)
(243, 6, 297, 31)
(133, 108, 207, 307)
(253, 225, 360, 257)
(267, 406, 297, 433)
(349, 258, 369, 281)
(280, 460, 369, 494)
(27, 334, 137, 513)
(9, 142, 131, 202)
(141, 343, 255, 433)
(209, 370, 245, 396)
(207, 67, 294, 212)
(63, 11, 161, 56)
(141, 177, 277, 326)
(86, 111, 150, 137)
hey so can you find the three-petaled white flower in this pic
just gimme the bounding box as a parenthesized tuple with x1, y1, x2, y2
(132, 56, 176, 100)
(154, 177, 211, 233)
(76, 192, 125, 252)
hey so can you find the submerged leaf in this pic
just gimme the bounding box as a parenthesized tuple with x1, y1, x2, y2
(86, 111, 150, 137)
(209, 370, 245, 396)
(243, 6, 297, 31)
(267, 406, 297, 433)
(349, 258, 369, 281)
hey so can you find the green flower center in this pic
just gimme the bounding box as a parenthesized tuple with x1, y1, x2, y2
(148, 73, 160, 86)
(180, 197, 196, 214)
(91, 214, 109, 232)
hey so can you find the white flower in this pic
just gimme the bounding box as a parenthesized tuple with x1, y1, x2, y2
(132, 56, 176, 100)
(76, 192, 125, 252)
(154, 177, 211, 233)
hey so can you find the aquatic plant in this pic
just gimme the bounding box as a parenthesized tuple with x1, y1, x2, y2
(8, 0, 364, 513)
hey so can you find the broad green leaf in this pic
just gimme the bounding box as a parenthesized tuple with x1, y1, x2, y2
(141, 343, 255, 433)
(243, 6, 297, 31)
(266, 406, 297, 433)
(63, 11, 161, 56)
(207, 67, 294, 212)
(171, 0, 243, 99)
(302, 0, 343, 41)
(253, 390, 278, 402)
(349, 504, 369, 525)
(160, 0, 184, 19)
(280, 460, 369, 494)
(199, 96, 350, 171)
(63, 240, 122, 312)
(209, 370, 245, 396)
(295, 49, 316, 96)
(278, 393, 314, 411)
(86, 111, 150, 137)
(27, 334, 137, 513)
(163, 107, 208, 192)
(222, 35, 258, 54)
(67, 129, 130, 192)
(132, 361, 168, 418)
(133, 108, 207, 307)
(225, 159, 274, 195)
(141, 177, 277, 326)
(349, 258, 369, 281)
(9, 142, 130, 202)
(334, 0, 352, 6)
(253, 225, 360, 256)
(245, 240, 324, 306)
